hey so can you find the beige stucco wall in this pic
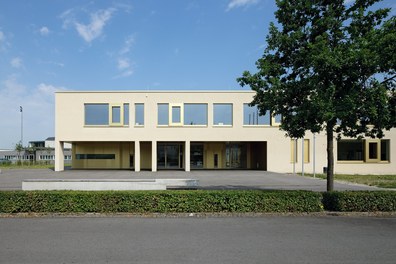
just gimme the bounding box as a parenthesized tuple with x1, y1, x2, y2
(55, 91, 395, 174)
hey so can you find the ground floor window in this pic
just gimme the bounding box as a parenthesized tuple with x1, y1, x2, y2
(337, 139, 390, 163)
(75, 154, 115, 160)
(191, 144, 204, 168)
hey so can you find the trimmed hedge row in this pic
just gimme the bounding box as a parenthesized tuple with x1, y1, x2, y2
(0, 190, 322, 213)
(0, 190, 394, 213)
(323, 191, 396, 212)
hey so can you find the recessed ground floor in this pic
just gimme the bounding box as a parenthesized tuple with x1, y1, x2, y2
(64, 141, 267, 171)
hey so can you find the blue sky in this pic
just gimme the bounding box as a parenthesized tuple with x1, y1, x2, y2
(0, 0, 395, 149)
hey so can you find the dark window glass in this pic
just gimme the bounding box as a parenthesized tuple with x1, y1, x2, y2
(75, 154, 115, 160)
(337, 140, 364, 161)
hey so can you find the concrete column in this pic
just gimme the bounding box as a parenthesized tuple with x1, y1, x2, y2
(185, 140, 190, 172)
(152, 141, 157, 172)
(54, 140, 65, 172)
(134, 141, 140, 172)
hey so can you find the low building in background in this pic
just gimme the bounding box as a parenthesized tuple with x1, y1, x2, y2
(54, 90, 395, 174)
(0, 137, 72, 165)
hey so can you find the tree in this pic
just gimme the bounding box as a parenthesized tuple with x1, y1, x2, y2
(238, 0, 395, 191)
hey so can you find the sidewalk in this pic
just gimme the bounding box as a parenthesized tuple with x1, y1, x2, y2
(0, 169, 383, 191)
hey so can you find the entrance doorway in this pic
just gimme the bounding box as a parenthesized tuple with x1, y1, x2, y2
(157, 143, 184, 169)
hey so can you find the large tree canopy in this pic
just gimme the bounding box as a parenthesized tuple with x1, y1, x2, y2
(238, 0, 395, 191)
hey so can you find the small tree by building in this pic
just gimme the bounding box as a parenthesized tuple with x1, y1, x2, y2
(238, 0, 396, 191)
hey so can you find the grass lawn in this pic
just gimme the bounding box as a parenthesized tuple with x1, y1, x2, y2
(301, 173, 396, 188)
(0, 163, 54, 169)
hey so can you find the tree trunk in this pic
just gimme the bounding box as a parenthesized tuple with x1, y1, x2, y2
(326, 124, 334, 191)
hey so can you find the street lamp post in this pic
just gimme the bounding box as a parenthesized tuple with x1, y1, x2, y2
(20, 106, 23, 146)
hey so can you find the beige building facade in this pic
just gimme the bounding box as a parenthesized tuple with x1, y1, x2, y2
(55, 91, 395, 174)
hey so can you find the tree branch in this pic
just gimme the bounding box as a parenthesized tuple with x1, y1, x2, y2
(381, 74, 396, 84)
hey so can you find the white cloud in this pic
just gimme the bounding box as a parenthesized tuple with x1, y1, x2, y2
(0, 30, 10, 51)
(117, 58, 130, 70)
(0, 76, 67, 149)
(114, 36, 135, 78)
(75, 8, 115, 43)
(226, 0, 259, 11)
(10, 57, 23, 68)
(119, 36, 134, 55)
(40, 26, 50, 36)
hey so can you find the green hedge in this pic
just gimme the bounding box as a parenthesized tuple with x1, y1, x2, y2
(0, 190, 322, 213)
(322, 191, 396, 212)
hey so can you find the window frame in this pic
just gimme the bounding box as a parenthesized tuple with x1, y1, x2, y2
(183, 103, 208, 126)
(169, 103, 183, 126)
(135, 103, 144, 126)
(84, 103, 110, 126)
(213, 103, 233, 126)
(109, 103, 124, 126)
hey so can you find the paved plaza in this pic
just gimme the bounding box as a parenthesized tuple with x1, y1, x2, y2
(0, 168, 382, 191)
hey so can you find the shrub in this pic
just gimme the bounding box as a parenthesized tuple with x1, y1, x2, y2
(0, 190, 323, 213)
(323, 191, 396, 212)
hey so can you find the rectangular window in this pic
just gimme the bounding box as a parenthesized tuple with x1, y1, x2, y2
(84, 104, 109, 125)
(243, 104, 270, 125)
(158, 104, 169, 125)
(290, 139, 309, 163)
(172, 106, 181, 123)
(124, 104, 129, 125)
(365, 139, 380, 163)
(184, 104, 208, 125)
(135, 103, 144, 126)
(169, 104, 183, 126)
(337, 140, 364, 161)
(213, 103, 233, 125)
(271, 114, 282, 126)
(290, 139, 297, 162)
(75, 154, 115, 160)
(112, 106, 121, 123)
(381, 140, 390, 162)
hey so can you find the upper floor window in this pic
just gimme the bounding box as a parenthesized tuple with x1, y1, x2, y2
(171, 104, 182, 125)
(158, 104, 169, 125)
(124, 104, 129, 125)
(213, 103, 233, 126)
(135, 103, 144, 126)
(85, 104, 109, 125)
(243, 104, 270, 125)
(184, 104, 208, 125)
(85, 103, 128, 126)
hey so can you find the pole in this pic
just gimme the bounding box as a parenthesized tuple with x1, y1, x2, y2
(293, 139, 296, 174)
(302, 137, 304, 177)
(313, 133, 316, 178)
(20, 106, 23, 146)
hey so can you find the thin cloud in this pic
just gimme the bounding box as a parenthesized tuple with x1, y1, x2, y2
(75, 8, 115, 43)
(60, 7, 116, 43)
(114, 35, 135, 78)
(226, 0, 259, 11)
(117, 58, 130, 70)
(10, 57, 23, 68)
(40, 26, 50, 36)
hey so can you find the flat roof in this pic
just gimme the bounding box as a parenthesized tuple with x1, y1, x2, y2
(56, 90, 254, 94)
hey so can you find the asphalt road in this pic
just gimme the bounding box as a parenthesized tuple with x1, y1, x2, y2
(0, 215, 395, 264)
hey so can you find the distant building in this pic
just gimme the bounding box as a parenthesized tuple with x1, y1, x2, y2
(0, 137, 72, 164)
